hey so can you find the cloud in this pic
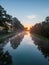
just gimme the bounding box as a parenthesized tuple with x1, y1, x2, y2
(27, 15, 36, 20)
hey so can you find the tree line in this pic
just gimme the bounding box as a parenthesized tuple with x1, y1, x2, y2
(0, 5, 24, 34)
(30, 16, 49, 38)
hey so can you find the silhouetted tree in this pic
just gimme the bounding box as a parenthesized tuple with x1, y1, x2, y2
(45, 16, 49, 22)
(0, 5, 24, 33)
(12, 17, 24, 30)
(30, 16, 49, 38)
(0, 5, 12, 32)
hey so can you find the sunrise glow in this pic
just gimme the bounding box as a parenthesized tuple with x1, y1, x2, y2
(25, 25, 32, 30)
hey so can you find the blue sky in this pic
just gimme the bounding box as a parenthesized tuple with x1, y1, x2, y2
(0, 0, 49, 27)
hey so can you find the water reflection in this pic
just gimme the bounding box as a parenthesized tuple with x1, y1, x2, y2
(10, 32, 25, 49)
(0, 31, 49, 65)
(0, 32, 25, 65)
(31, 34, 49, 61)
(0, 47, 12, 65)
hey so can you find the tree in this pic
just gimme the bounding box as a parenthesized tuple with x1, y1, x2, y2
(12, 17, 24, 30)
(30, 16, 49, 38)
(0, 5, 24, 33)
(0, 5, 12, 32)
(45, 16, 49, 22)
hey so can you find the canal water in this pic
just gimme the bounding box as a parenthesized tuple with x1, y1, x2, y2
(0, 31, 49, 65)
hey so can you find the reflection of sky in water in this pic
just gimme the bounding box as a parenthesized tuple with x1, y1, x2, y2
(2, 31, 49, 65)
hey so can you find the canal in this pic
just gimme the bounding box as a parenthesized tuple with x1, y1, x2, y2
(0, 31, 49, 65)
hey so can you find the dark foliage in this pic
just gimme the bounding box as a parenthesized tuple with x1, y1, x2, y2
(0, 5, 24, 33)
(12, 17, 24, 30)
(30, 16, 49, 38)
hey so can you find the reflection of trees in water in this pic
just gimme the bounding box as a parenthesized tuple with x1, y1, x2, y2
(10, 33, 24, 49)
(0, 44, 12, 65)
(0, 37, 10, 43)
(0, 50, 12, 65)
(0, 39, 9, 48)
(31, 34, 49, 61)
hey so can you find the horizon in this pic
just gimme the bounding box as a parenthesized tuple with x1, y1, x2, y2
(0, 0, 49, 28)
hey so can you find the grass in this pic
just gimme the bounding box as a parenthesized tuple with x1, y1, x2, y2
(32, 33, 49, 41)
(0, 32, 16, 43)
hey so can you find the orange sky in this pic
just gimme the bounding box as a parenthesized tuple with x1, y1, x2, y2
(24, 24, 32, 30)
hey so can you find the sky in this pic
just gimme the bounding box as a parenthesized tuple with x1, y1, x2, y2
(0, 0, 49, 27)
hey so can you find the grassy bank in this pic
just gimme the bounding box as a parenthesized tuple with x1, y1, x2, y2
(0, 31, 17, 43)
(31, 33, 49, 41)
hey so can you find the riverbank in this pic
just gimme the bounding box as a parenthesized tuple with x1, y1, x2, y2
(0, 30, 24, 43)
(0, 30, 23, 43)
(31, 33, 49, 41)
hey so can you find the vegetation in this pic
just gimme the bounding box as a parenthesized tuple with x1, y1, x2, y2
(0, 5, 24, 42)
(12, 17, 24, 31)
(0, 5, 12, 32)
(30, 16, 49, 38)
(0, 5, 24, 34)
